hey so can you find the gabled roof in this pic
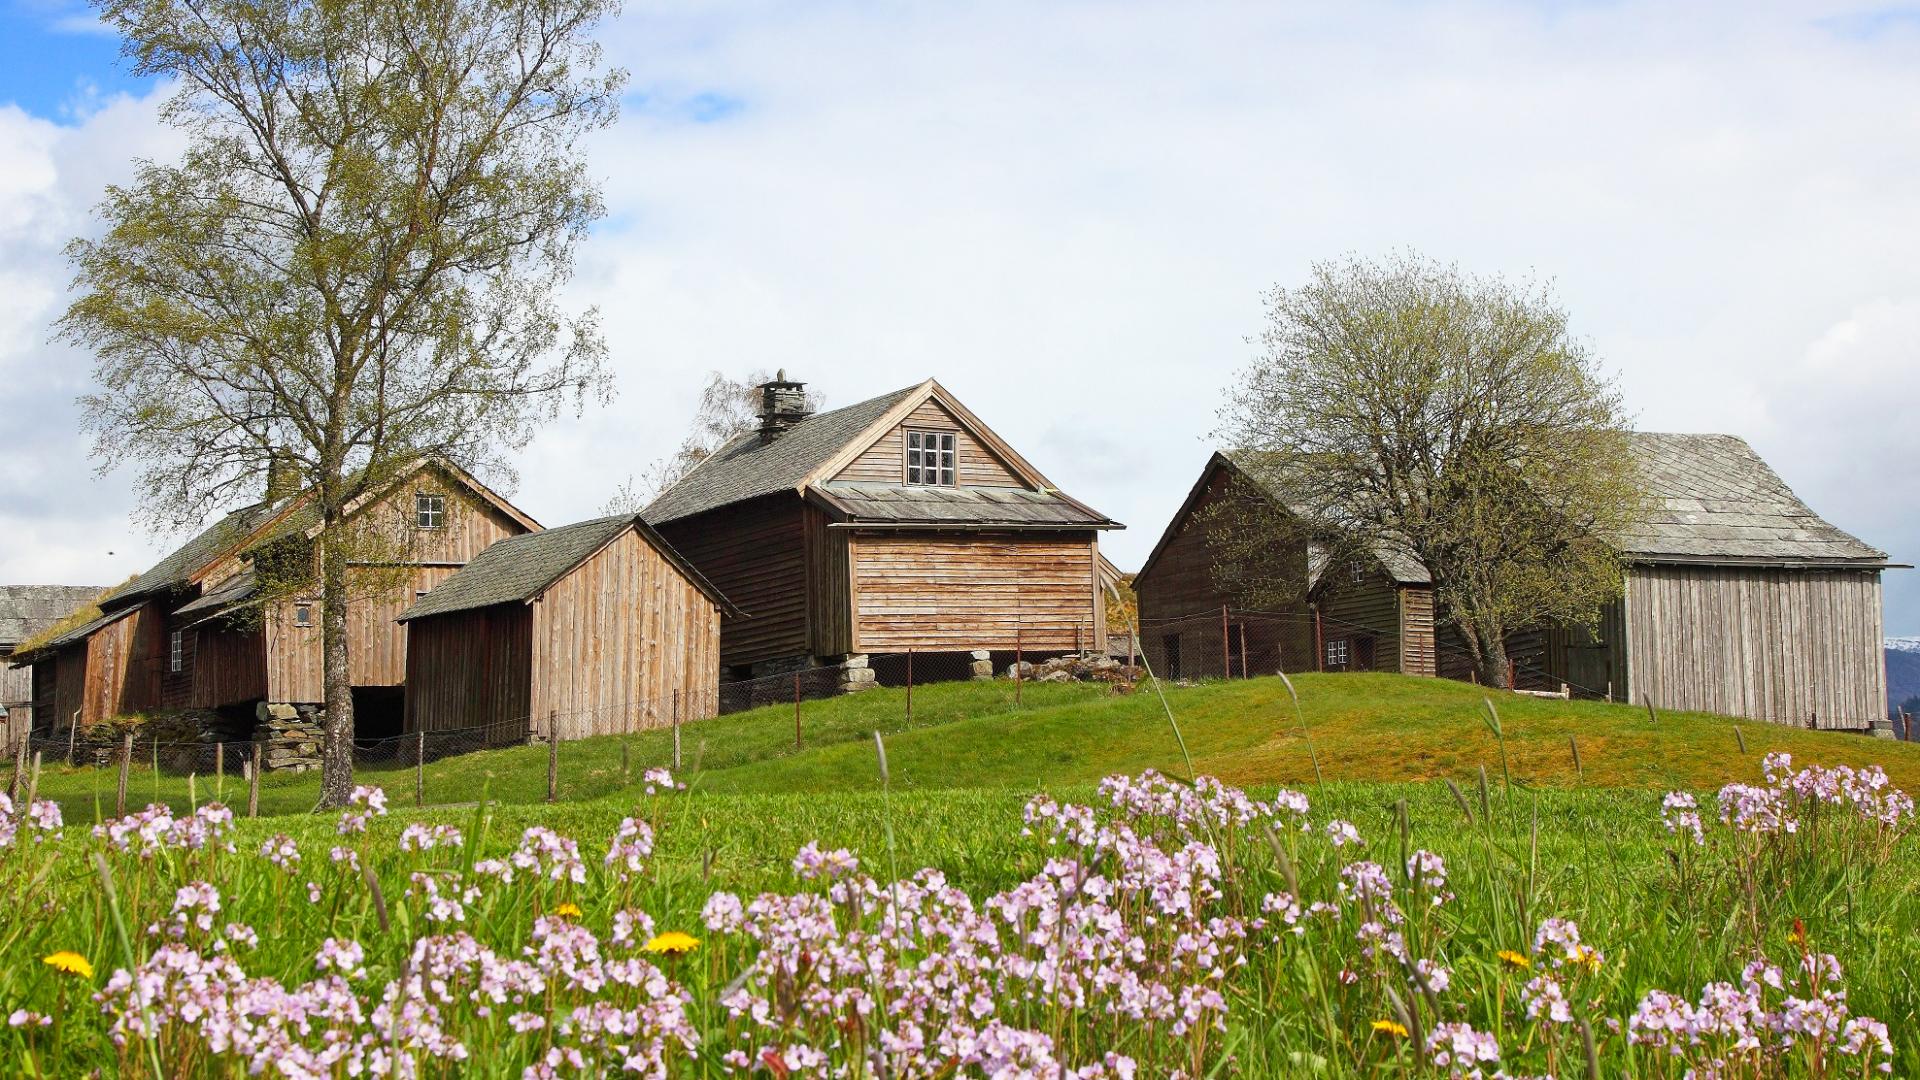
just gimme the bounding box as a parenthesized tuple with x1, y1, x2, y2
(106, 501, 288, 612)
(26, 606, 136, 658)
(811, 483, 1117, 529)
(0, 586, 108, 647)
(398, 514, 735, 623)
(643, 386, 921, 524)
(1618, 433, 1887, 566)
(642, 378, 1105, 530)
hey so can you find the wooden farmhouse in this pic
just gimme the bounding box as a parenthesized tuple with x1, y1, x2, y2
(1135, 435, 1895, 729)
(0, 585, 107, 752)
(9, 459, 537, 742)
(643, 376, 1122, 680)
(400, 514, 734, 741)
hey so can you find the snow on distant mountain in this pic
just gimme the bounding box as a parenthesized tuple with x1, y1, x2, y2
(1889, 639, 1920, 716)
(1890, 637, 1920, 654)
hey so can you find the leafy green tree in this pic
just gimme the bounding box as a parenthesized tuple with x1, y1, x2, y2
(62, 0, 623, 805)
(1219, 253, 1646, 688)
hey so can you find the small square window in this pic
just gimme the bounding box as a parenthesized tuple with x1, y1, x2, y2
(294, 604, 313, 627)
(905, 430, 956, 486)
(415, 492, 445, 529)
(169, 630, 183, 674)
(1350, 563, 1366, 585)
(1325, 637, 1350, 669)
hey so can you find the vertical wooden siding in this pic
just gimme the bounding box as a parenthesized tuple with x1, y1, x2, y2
(849, 531, 1102, 652)
(1623, 565, 1885, 728)
(188, 624, 268, 708)
(655, 494, 808, 671)
(405, 606, 532, 737)
(804, 505, 853, 657)
(833, 400, 1028, 488)
(528, 529, 722, 738)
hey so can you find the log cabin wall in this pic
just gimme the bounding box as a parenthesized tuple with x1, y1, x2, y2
(1621, 565, 1886, 728)
(528, 528, 723, 738)
(848, 531, 1103, 653)
(1317, 569, 1408, 673)
(262, 483, 528, 703)
(405, 605, 532, 737)
(833, 399, 1028, 488)
(654, 494, 809, 673)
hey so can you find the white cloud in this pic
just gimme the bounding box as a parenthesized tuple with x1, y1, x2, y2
(3, 1, 1919, 631)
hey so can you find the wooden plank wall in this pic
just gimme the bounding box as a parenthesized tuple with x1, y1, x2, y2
(188, 624, 268, 709)
(0, 651, 25, 754)
(262, 483, 527, 702)
(31, 660, 57, 734)
(655, 494, 808, 671)
(529, 528, 722, 738)
(1318, 569, 1407, 673)
(1398, 585, 1437, 677)
(803, 505, 853, 657)
(833, 400, 1028, 487)
(405, 606, 532, 737)
(850, 531, 1102, 652)
(1623, 565, 1886, 728)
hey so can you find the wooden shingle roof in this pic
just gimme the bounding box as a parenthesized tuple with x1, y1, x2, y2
(0, 585, 108, 647)
(1618, 433, 1886, 566)
(106, 502, 286, 612)
(398, 514, 734, 623)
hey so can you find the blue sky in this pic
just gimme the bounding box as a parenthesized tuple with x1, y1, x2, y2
(2, 1, 1919, 638)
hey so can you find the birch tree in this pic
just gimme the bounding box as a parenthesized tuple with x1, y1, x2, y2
(61, 0, 622, 805)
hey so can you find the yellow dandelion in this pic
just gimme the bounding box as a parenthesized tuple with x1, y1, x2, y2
(1497, 949, 1532, 970)
(1569, 945, 1604, 973)
(1370, 1019, 1409, 1038)
(553, 902, 583, 919)
(643, 931, 700, 955)
(43, 952, 94, 980)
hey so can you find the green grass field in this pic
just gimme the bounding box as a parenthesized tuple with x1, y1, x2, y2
(5, 673, 1919, 1075)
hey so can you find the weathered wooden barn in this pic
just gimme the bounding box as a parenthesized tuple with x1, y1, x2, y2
(1135, 435, 1894, 728)
(400, 514, 733, 741)
(0, 585, 108, 751)
(1132, 451, 1435, 678)
(10, 460, 537, 739)
(644, 376, 1121, 679)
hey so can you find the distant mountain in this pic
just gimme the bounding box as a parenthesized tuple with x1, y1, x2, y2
(1889, 638, 1920, 717)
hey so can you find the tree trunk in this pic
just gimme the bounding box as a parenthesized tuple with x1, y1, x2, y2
(315, 532, 357, 809)
(1453, 611, 1511, 690)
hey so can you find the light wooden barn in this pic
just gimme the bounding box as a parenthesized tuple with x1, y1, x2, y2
(643, 376, 1121, 679)
(0, 585, 109, 750)
(399, 514, 734, 741)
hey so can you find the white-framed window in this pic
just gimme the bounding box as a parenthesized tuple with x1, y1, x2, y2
(1350, 562, 1366, 585)
(415, 491, 445, 529)
(905, 430, 956, 486)
(294, 604, 313, 627)
(169, 630, 183, 673)
(1325, 637, 1350, 668)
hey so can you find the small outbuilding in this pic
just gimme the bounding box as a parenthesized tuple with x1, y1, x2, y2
(399, 514, 735, 742)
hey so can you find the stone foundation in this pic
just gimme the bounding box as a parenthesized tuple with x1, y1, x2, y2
(839, 654, 876, 694)
(970, 649, 994, 680)
(255, 702, 325, 772)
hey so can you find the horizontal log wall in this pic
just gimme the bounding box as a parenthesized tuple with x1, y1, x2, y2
(834, 400, 1027, 488)
(1399, 585, 1436, 677)
(1624, 565, 1886, 727)
(656, 495, 808, 671)
(405, 605, 532, 737)
(1318, 570, 1407, 673)
(530, 528, 722, 738)
(850, 531, 1102, 652)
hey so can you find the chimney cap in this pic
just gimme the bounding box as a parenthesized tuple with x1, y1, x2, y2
(760, 368, 804, 388)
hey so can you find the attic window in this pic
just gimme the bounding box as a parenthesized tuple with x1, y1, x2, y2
(294, 604, 313, 627)
(1350, 563, 1366, 586)
(415, 492, 445, 529)
(906, 430, 956, 486)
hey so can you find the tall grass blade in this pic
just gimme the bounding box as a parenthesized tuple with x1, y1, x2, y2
(1112, 584, 1197, 781)
(1443, 778, 1476, 826)
(93, 852, 162, 1079)
(1276, 671, 1325, 794)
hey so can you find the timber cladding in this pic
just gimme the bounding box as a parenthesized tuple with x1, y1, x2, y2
(653, 495, 808, 671)
(848, 531, 1105, 653)
(1623, 565, 1886, 728)
(403, 524, 723, 740)
(833, 399, 1026, 488)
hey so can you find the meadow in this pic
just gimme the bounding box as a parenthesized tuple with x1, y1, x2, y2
(2, 673, 1917, 1077)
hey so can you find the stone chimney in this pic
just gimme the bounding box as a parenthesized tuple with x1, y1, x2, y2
(264, 450, 301, 503)
(757, 371, 813, 442)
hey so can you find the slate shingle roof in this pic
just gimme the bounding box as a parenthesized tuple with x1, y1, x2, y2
(399, 515, 733, 622)
(172, 568, 260, 623)
(1219, 450, 1431, 585)
(0, 586, 108, 646)
(107, 502, 287, 611)
(1618, 433, 1886, 565)
(812, 483, 1116, 528)
(641, 387, 920, 525)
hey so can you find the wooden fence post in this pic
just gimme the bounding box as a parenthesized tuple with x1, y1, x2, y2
(67, 721, 77, 768)
(672, 690, 682, 771)
(1314, 608, 1324, 673)
(1221, 605, 1230, 678)
(1014, 626, 1023, 707)
(1241, 627, 1251, 682)
(415, 731, 426, 808)
(215, 742, 225, 803)
(8, 735, 23, 803)
(793, 674, 803, 750)
(117, 732, 133, 817)
(1507, 657, 1517, 691)
(905, 649, 914, 722)
(546, 710, 559, 803)
(248, 742, 262, 818)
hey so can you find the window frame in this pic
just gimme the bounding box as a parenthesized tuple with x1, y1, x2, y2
(169, 629, 183, 674)
(294, 604, 313, 628)
(904, 429, 957, 487)
(414, 491, 446, 529)
(1325, 636, 1350, 669)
